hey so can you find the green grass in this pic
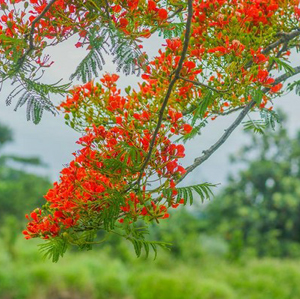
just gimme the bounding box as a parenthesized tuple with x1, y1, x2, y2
(1, 237, 300, 299)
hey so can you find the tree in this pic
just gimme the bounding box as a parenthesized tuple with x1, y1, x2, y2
(0, 122, 51, 258)
(0, 122, 50, 220)
(1, 0, 300, 260)
(204, 114, 300, 258)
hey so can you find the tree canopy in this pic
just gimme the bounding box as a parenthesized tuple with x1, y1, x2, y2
(1, 0, 300, 260)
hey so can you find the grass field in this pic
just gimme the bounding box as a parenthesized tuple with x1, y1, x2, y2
(1, 237, 300, 299)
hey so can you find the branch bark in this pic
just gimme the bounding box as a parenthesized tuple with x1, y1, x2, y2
(136, 0, 193, 186)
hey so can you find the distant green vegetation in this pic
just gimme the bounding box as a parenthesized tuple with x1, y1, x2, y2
(0, 122, 50, 221)
(1, 237, 300, 299)
(0, 122, 51, 259)
(203, 115, 300, 259)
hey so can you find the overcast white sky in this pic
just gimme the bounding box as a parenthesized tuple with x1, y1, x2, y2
(0, 36, 299, 191)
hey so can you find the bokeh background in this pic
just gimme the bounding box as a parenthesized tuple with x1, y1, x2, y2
(0, 34, 300, 299)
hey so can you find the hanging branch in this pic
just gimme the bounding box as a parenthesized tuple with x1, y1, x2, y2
(177, 65, 300, 184)
(135, 0, 193, 187)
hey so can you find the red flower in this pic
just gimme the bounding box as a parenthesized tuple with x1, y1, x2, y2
(148, 0, 157, 11)
(158, 8, 168, 20)
(183, 124, 193, 134)
(112, 5, 122, 13)
(119, 18, 128, 28)
(271, 83, 283, 93)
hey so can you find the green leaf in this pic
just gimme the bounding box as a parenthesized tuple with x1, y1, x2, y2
(23, 78, 71, 96)
(39, 237, 68, 263)
(271, 57, 295, 75)
(175, 120, 207, 143)
(260, 108, 281, 130)
(124, 225, 171, 259)
(192, 90, 213, 124)
(243, 119, 266, 134)
(162, 182, 217, 205)
(287, 79, 300, 96)
(158, 23, 186, 39)
(251, 88, 264, 105)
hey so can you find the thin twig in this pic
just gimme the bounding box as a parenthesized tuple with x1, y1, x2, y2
(245, 29, 300, 69)
(104, 0, 111, 21)
(16, 0, 57, 70)
(135, 0, 193, 187)
(211, 106, 245, 116)
(168, 7, 184, 19)
(177, 65, 300, 184)
(178, 76, 230, 93)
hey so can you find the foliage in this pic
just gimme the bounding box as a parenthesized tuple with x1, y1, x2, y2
(0, 122, 12, 147)
(204, 115, 300, 258)
(1, 0, 300, 260)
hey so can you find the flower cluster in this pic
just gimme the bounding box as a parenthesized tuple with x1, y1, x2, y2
(24, 73, 189, 239)
(17, 0, 300, 247)
(0, 0, 177, 74)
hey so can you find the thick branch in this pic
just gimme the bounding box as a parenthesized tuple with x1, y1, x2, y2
(273, 66, 300, 83)
(177, 65, 300, 184)
(136, 0, 193, 186)
(177, 101, 255, 184)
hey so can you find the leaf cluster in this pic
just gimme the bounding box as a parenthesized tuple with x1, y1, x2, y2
(163, 182, 216, 205)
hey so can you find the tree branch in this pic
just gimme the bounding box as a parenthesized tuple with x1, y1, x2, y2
(263, 29, 300, 54)
(212, 106, 246, 116)
(181, 29, 300, 118)
(104, 0, 112, 22)
(245, 29, 300, 69)
(168, 7, 184, 19)
(16, 0, 57, 70)
(136, 0, 193, 186)
(177, 65, 300, 184)
(178, 76, 230, 93)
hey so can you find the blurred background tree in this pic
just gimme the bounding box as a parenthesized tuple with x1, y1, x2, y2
(0, 122, 51, 221)
(204, 112, 300, 259)
(0, 122, 50, 259)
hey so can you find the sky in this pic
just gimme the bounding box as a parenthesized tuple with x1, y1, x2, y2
(0, 36, 300, 193)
